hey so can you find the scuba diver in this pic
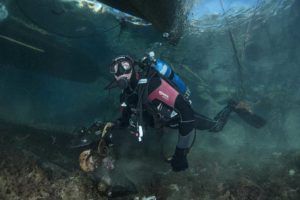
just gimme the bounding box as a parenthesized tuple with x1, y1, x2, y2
(103, 52, 266, 172)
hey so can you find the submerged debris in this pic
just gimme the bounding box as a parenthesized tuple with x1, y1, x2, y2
(79, 149, 96, 172)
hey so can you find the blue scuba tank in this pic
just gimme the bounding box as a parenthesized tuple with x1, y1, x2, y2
(153, 58, 191, 100)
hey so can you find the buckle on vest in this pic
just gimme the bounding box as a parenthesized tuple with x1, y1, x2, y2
(138, 79, 148, 84)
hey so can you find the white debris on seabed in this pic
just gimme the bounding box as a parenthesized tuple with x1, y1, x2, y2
(163, 32, 170, 38)
(142, 196, 156, 200)
(134, 196, 157, 200)
(288, 169, 296, 176)
(0, 3, 8, 21)
(169, 184, 180, 192)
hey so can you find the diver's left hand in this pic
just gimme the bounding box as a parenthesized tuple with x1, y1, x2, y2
(170, 147, 189, 172)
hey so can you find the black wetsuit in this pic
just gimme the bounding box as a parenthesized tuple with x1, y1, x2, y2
(116, 69, 234, 149)
(114, 68, 235, 171)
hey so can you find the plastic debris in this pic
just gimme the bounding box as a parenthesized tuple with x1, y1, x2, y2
(142, 196, 157, 200)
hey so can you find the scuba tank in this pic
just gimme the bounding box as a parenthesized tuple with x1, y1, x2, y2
(141, 51, 191, 101)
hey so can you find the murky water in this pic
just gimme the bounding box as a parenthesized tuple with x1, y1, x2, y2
(0, 0, 300, 199)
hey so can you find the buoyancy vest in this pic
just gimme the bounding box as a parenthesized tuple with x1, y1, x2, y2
(147, 78, 180, 122)
(153, 59, 190, 100)
(148, 79, 178, 108)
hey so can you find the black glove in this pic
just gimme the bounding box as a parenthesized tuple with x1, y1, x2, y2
(170, 147, 189, 172)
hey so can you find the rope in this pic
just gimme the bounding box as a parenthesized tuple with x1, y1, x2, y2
(241, 0, 262, 60)
(0, 34, 45, 53)
(219, 0, 245, 99)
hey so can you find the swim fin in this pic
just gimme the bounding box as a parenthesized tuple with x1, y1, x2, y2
(234, 108, 267, 128)
(229, 100, 267, 128)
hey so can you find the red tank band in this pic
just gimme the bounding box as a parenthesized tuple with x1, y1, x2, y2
(148, 79, 179, 108)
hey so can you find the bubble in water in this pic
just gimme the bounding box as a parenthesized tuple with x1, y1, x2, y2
(0, 3, 8, 22)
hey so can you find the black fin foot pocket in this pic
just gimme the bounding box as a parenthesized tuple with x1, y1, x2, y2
(230, 99, 267, 129)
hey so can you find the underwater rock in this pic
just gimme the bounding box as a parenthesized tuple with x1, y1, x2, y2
(20, 149, 72, 179)
(95, 170, 138, 198)
(234, 178, 263, 200)
(0, 146, 102, 200)
(79, 149, 96, 172)
(97, 181, 109, 193)
(76, 133, 137, 198)
(79, 149, 115, 173)
(92, 167, 138, 198)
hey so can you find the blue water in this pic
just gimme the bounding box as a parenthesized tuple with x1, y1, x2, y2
(0, 0, 299, 199)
